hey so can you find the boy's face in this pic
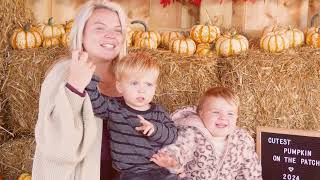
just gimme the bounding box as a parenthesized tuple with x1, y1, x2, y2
(116, 71, 158, 111)
(199, 97, 238, 138)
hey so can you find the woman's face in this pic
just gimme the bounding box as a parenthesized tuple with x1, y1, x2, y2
(83, 8, 123, 63)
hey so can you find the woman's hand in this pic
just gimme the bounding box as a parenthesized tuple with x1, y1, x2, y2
(150, 151, 179, 169)
(67, 50, 96, 92)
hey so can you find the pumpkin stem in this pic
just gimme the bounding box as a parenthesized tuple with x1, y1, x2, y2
(310, 12, 320, 27)
(131, 20, 148, 32)
(23, 24, 31, 32)
(48, 17, 54, 25)
(204, 8, 213, 25)
(230, 28, 237, 36)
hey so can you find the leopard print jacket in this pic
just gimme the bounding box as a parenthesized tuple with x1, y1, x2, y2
(161, 106, 262, 180)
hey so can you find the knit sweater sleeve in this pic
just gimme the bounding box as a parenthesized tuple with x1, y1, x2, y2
(148, 106, 178, 145)
(85, 75, 112, 119)
(160, 126, 197, 173)
(34, 61, 98, 165)
(235, 130, 263, 180)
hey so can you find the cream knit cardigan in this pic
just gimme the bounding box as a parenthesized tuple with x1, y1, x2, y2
(32, 60, 103, 180)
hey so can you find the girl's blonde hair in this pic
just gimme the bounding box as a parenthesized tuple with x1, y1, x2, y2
(197, 87, 240, 114)
(113, 52, 160, 81)
(69, 0, 127, 61)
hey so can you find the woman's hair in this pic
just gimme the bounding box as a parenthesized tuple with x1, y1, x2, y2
(197, 87, 240, 114)
(113, 52, 160, 81)
(69, 0, 127, 61)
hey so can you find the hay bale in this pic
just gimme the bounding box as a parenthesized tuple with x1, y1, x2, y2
(0, 0, 35, 50)
(129, 48, 221, 112)
(0, 137, 35, 180)
(220, 47, 320, 136)
(5, 47, 69, 134)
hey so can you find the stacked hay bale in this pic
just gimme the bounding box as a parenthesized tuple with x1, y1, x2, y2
(129, 48, 221, 112)
(5, 47, 69, 134)
(0, 0, 35, 51)
(0, 0, 35, 144)
(220, 47, 320, 136)
(0, 137, 35, 180)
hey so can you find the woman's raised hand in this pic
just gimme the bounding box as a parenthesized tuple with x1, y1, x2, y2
(67, 50, 96, 92)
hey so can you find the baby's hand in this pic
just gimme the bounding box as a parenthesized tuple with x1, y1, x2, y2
(150, 151, 178, 169)
(135, 115, 155, 136)
(67, 50, 96, 92)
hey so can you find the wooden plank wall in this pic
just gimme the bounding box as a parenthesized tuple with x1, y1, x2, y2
(26, 0, 319, 36)
(26, 0, 198, 30)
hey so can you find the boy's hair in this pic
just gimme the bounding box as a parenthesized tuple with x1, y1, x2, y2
(113, 52, 160, 81)
(197, 86, 240, 114)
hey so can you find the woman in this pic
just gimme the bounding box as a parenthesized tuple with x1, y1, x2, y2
(32, 1, 127, 179)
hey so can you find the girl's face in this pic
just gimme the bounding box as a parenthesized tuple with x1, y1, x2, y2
(83, 8, 123, 63)
(199, 97, 238, 138)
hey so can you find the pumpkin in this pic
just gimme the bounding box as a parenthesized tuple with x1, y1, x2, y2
(65, 19, 74, 33)
(262, 24, 285, 36)
(10, 24, 42, 49)
(216, 31, 249, 57)
(196, 43, 215, 57)
(39, 17, 65, 39)
(161, 31, 183, 49)
(306, 27, 320, 48)
(280, 26, 304, 48)
(43, 37, 60, 47)
(190, 24, 220, 44)
(170, 38, 196, 55)
(61, 32, 71, 47)
(18, 173, 32, 180)
(134, 36, 157, 49)
(131, 20, 161, 47)
(260, 32, 289, 53)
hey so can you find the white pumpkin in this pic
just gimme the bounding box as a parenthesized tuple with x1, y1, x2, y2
(280, 26, 304, 48)
(260, 32, 289, 53)
(215, 31, 249, 57)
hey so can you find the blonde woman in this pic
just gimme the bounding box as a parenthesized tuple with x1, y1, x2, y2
(32, 1, 127, 179)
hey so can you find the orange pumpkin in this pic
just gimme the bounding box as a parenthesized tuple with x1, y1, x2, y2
(10, 24, 42, 49)
(190, 24, 220, 44)
(306, 27, 320, 48)
(170, 38, 196, 55)
(196, 43, 215, 57)
(65, 19, 74, 33)
(39, 17, 65, 39)
(61, 32, 71, 47)
(43, 38, 60, 47)
(131, 20, 161, 47)
(18, 173, 32, 180)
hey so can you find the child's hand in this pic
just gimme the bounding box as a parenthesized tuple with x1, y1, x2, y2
(135, 115, 155, 136)
(67, 49, 96, 92)
(150, 151, 178, 169)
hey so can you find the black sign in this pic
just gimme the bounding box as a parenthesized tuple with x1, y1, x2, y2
(257, 127, 320, 180)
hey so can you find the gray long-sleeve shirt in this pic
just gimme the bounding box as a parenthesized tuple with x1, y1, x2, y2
(85, 76, 178, 173)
